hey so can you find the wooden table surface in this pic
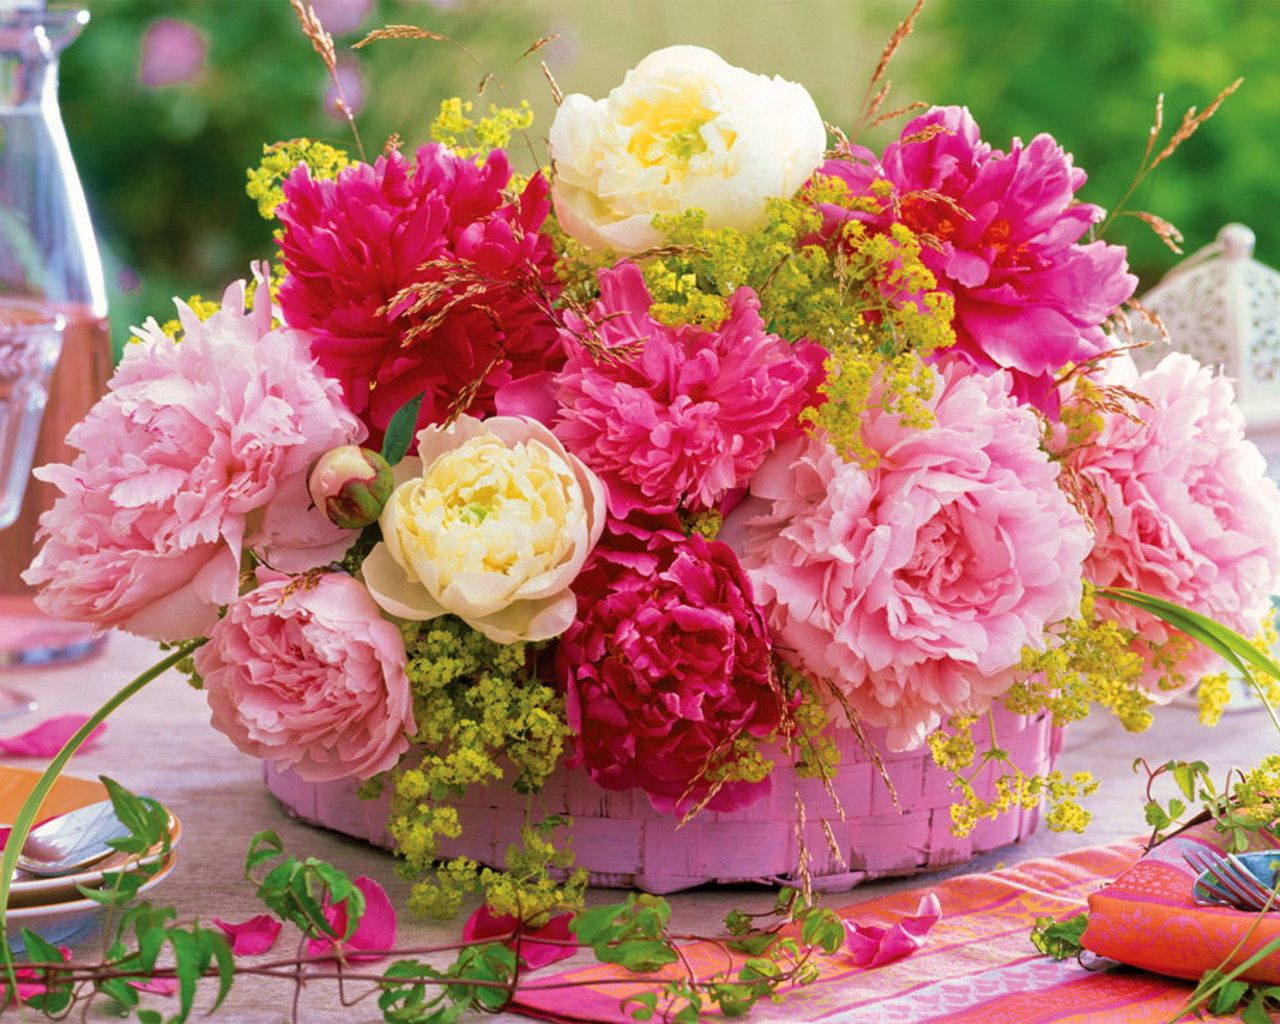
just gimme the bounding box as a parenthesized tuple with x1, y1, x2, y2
(0, 631, 1270, 1022)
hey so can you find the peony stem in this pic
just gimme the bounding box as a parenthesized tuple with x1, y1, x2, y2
(0, 638, 206, 1003)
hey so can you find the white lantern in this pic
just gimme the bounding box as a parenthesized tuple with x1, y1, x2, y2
(1133, 223, 1280, 479)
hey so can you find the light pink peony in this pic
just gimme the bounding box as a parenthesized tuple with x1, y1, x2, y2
(23, 276, 363, 642)
(550, 262, 825, 517)
(722, 360, 1091, 750)
(1075, 352, 1280, 690)
(816, 106, 1137, 412)
(195, 571, 414, 782)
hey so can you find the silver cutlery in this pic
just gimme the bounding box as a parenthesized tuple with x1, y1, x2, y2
(1184, 846, 1279, 911)
(14, 800, 131, 877)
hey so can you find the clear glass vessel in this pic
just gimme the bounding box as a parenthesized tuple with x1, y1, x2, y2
(0, 0, 112, 672)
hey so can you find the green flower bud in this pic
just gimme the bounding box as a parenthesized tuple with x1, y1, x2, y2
(307, 445, 394, 529)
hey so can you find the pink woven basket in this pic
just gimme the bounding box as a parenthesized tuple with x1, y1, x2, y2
(265, 706, 1061, 894)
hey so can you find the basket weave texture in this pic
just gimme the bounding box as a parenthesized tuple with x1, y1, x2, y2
(264, 706, 1061, 894)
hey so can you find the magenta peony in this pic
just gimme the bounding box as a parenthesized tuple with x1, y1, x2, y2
(195, 571, 414, 782)
(550, 263, 824, 517)
(557, 517, 783, 815)
(817, 106, 1137, 411)
(1075, 352, 1280, 690)
(276, 144, 562, 442)
(23, 277, 362, 642)
(722, 360, 1091, 751)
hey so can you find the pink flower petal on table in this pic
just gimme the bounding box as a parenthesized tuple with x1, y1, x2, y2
(129, 977, 178, 995)
(213, 915, 282, 956)
(1, 945, 71, 1003)
(844, 892, 941, 968)
(462, 905, 575, 970)
(306, 875, 396, 960)
(0, 715, 105, 757)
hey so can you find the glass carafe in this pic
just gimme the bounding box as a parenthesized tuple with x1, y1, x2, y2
(0, 0, 112, 668)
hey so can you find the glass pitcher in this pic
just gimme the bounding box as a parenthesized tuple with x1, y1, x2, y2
(0, 0, 112, 668)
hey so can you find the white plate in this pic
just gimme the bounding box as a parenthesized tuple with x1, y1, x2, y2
(6, 852, 177, 951)
(9, 810, 183, 909)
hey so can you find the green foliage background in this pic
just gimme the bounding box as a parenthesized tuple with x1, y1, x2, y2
(57, 0, 1280, 355)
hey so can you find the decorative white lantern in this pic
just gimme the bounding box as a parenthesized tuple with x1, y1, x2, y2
(1133, 223, 1280, 479)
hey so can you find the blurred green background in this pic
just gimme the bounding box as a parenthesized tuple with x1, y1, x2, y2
(61, 0, 1280, 356)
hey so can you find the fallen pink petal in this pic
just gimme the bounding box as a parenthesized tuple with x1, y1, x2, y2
(462, 905, 576, 970)
(844, 892, 942, 968)
(306, 875, 397, 960)
(128, 977, 178, 996)
(213, 914, 283, 956)
(0, 715, 105, 757)
(2, 945, 71, 1004)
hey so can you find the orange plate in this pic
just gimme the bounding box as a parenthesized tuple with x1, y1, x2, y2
(0, 765, 108, 823)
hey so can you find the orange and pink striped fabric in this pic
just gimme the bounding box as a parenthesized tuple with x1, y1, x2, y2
(511, 838, 1247, 1023)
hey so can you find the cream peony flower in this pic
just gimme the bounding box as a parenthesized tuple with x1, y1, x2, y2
(361, 415, 606, 644)
(548, 45, 826, 253)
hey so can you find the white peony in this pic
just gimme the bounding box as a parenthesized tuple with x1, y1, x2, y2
(361, 415, 606, 644)
(548, 45, 827, 253)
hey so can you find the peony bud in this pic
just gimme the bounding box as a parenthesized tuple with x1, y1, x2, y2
(307, 446, 394, 530)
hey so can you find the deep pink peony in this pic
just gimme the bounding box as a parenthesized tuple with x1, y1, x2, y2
(195, 571, 414, 782)
(549, 263, 825, 517)
(23, 277, 362, 642)
(816, 106, 1137, 411)
(557, 517, 783, 815)
(1075, 353, 1280, 691)
(276, 144, 562, 442)
(722, 360, 1091, 750)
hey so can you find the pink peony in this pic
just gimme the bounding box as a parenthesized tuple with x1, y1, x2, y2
(195, 571, 414, 782)
(23, 276, 362, 642)
(276, 144, 562, 442)
(558, 517, 783, 815)
(722, 360, 1090, 750)
(1075, 353, 1280, 690)
(816, 106, 1136, 411)
(549, 263, 825, 517)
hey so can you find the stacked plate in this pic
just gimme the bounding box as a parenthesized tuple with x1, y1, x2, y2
(0, 767, 180, 948)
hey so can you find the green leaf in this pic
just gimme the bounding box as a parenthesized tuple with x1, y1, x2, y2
(570, 904, 625, 947)
(97, 975, 139, 1009)
(1242, 993, 1274, 1024)
(1172, 762, 1206, 802)
(609, 939, 678, 973)
(202, 927, 235, 1013)
(725, 933, 776, 956)
(380, 391, 425, 466)
(1210, 978, 1251, 1014)
(626, 992, 658, 1021)
(798, 908, 845, 954)
(168, 929, 205, 1023)
(1030, 913, 1089, 960)
(137, 1011, 164, 1024)
(1167, 798, 1186, 820)
(19, 928, 63, 968)
(1143, 801, 1171, 829)
(24, 988, 72, 1014)
(244, 831, 285, 877)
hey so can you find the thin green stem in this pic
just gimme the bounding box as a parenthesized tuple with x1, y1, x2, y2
(0, 639, 205, 1006)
